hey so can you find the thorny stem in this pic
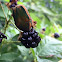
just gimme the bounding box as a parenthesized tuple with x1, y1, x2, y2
(0, 3, 8, 34)
(4, 20, 9, 34)
(0, 3, 7, 22)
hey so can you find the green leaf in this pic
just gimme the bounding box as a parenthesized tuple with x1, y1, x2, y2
(34, 36, 62, 62)
(0, 43, 19, 54)
(6, 26, 19, 40)
(0, 52, 19, 61)
(5, 0, 9, 2)
(17, 46, 34, 61)
(24, 0, 29, 2)
(37, 36, 62, 57)
(0, 60, 12, 62)
(30, 12, 41, 29)
(17, 45, 29, 56)
(17, 1, 24, 5)
(36, 55, 59, 62)
(40, 6, 55, 16)
(13, 56, 23, 62)
(12, 34, 19, 41)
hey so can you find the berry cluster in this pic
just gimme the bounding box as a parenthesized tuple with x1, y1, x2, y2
(0, 32, 7, 43)
(9, 0, 18, 8)
(10, 4, 15, 8)
(54, 33, 60, 38)
(10, 0, 13, 2)
(19, 28, 41, 48)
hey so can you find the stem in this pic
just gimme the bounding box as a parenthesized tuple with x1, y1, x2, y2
(0, 3, 8, 34)
(30, 48, 38, 62)
(0, 3, 8, 22)
(10, 20, 23, 32)
(3, 40, 21, 44)
(4, 21, 9, 34)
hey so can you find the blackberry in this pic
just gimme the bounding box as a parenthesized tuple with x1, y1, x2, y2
(14, 2, 17, 5)
(28, 36, 32, 44)
(19, 28, 41, 48)
(21, 38, 26, 44)
(10, 0, 18, 2)
(10, 4, 15, 8)
(0, 32, 7, 39)
(32, 32, 38, 38)
(0, 38, 3, 43)
(30, 42, 38, 48)
(28, 36, 32, 41)
(24, 43, 30, 48)
(22, 32, 28, 39)
(29, 28, 35, 35)
(10, 0, 12, 2)
(0, 32, 7, 43)
(9, 0, 18, 8)
(35, 36, 41, 44)
(54, 33, 60, 38)
(36, 36, 41, 41)
(42, 28, 46, 31)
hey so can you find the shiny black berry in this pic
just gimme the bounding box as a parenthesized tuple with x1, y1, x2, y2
(24, 43, 30, 48)
(30, 42, 38, 48)
(24, 32, 28, 35)
(22, 32, 28, 38)
(0, 32, 7, 43)
(32, 32, 38, 38)
(27, 36, 32, 44)
(35, 36, 41, 43)
(14, 2, 17, 5)
(21, 38, 26, 43)
(10, 0, 12, 2)
(21, 38, 26, 44)
(42, 28, 46, 31)
(29, 28, 35, 35)
(0, 32, 7, 39)
(0, 38, 3, 43)
(54, 33, 60, 38)
(28, 36, 32, 41)
(10, 4, 15, 8)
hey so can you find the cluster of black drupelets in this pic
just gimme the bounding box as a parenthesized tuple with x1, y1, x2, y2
(19, 28, 41, 48)
(9, 0, 17, 8)
(0, 32, 7, 43)
(9, 2, 17, 8)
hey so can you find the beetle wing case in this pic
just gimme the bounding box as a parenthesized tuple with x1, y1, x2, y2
(12, 5, 32, 32)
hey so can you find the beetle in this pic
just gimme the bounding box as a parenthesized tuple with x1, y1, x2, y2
(6, 1, 37, 32)
(12, 5, 37, 31)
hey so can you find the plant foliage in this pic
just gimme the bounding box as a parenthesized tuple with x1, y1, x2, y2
(0, 0, 62, 62)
